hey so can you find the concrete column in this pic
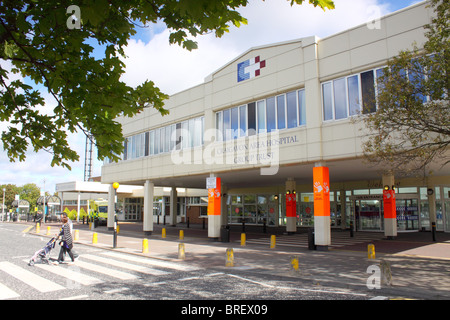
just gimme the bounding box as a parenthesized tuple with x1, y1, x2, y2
(169, 187, 177, 226)
(313, 164, 331, 251)
(76, 191, 81, 222)
(107, 184, 115, 230)
(427, 186, 437, 228)
(207, 174, 221, 240)
(382, 174, 397, 239)
(143, 181, 154, 235)
(286, 178, 297, 234)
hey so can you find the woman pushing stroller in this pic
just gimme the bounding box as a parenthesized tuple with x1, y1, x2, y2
(55, 215, 75, 264)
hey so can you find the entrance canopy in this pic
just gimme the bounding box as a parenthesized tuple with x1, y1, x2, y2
(36, 195, 61, 206)
(11, 199, 30, 208)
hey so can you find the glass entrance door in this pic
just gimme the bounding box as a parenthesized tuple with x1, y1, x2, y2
(356, 199, 382, 231)
(396, 199, 419, 231)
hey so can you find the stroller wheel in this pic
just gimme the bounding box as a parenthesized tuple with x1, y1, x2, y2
(29, 260, 34, 266)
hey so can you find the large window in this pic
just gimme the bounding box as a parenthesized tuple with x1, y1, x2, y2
(322, 68, 385, 121)
(122, 116, 204, 161)
(216, 89, 306, 140)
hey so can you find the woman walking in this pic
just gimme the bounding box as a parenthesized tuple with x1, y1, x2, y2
(57, 215, 75, 264)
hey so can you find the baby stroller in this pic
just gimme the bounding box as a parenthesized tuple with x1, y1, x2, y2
(28, 237, 58, 266)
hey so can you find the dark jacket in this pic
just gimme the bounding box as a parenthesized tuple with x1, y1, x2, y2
(59, 223, 73, 249)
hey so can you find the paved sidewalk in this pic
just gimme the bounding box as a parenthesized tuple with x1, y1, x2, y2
(22, 221, 450, 299)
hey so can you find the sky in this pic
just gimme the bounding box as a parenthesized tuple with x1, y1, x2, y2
(0, 0, 424, 194)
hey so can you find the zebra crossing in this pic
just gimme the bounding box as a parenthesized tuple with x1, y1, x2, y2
(0, 250, 199, 300)
(242, 232, 385, 249)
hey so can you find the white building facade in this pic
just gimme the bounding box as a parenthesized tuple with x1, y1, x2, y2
(102, 1, 450, 245)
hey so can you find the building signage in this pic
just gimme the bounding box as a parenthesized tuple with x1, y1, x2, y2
(313, 167, 330, 217)
(207, 177, 221, 216)
(237, 56, 266, 82)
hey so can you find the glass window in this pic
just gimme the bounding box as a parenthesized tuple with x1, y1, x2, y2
(159, 127, 164, 153)
(286, 91, 298, 129)
(231, 107, 239, 140)
(347, 75, 360, 116)
(247, 103, 256, 137)
(175, 123, 182, 150)
(257, 100, 266, 133)
(408, 59, 427, 103)
(181, 121, 189, 149)
(333, 78, 348, 120)
(361, 70, 376, 114)
(145, 132, 149, 156)
(169, 124, 176, 151)
(375, 68, 386, 95)
(194, 117, 202, 147)
(298, 89, 306, 126)
(223, 109, 231, 141)
(216, 112, 223, 142)
(276, 95, 286, 130)
(322, 82, 333, 121)
(266, 97, 276, 133)
(163, 126, 169, 153)
(188, 118, 195, 147)
(149, 130, 155, 155)
(131, 135, 136, 159)
(154, 129, 160, 155)
(240, 104, 248, 137)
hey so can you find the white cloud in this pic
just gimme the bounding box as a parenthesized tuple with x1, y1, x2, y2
(121, 0, 392, 95)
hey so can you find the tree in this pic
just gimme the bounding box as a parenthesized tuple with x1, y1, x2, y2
(361, 0, 449, 175)
(0, 183, 20, 209)
(19, 183, 40, 211)
(0, 0, 334, 170)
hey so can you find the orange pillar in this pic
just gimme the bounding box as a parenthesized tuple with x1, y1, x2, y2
(207, 177, 221, 240)
(313, 166, 331, 251)
(383, 174, 397, 240)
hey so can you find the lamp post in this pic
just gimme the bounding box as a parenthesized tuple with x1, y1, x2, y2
(112, 182, 119, 248)
(2, 188, 5, 222)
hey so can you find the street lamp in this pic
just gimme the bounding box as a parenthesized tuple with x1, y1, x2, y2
(112, 182, 119, 248)
(2, 188, 5, 222)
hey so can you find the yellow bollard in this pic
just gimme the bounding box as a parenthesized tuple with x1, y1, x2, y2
(368, 243, 376, 259)
(178, 243, 186, 260)
(291, 256, 299, 272)
(226, 248, 234, 267)
(117, 224, 120, 234)
(46, 226, 51, 235)
(270, 235, 276, 249)
(162, 228, 166, 239)
(74, 230, 79, 241)
(241, 233, 246, 246)
(36, 223, 40, 234)
(92, 232, 98, 244)
(142, 239, 149, 253)
(179, 230, 184, 240)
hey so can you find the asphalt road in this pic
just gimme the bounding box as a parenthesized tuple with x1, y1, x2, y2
(0, 223, 387, 308)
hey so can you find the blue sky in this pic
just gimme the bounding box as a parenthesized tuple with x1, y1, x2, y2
(0, 0, 425, 194)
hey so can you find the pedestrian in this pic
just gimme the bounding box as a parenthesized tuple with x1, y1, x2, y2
(60, 212, 79, 260)
(56, 215, 75, 264)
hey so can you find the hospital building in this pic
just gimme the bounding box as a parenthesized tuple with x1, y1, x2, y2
(97, 1, 449, 249)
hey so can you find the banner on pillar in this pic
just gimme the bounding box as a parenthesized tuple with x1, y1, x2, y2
(207, 177, 221, 216)
(313, 167, 330, 217)
(383, 190, 396, 219)
(286, 193, 297, 218)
